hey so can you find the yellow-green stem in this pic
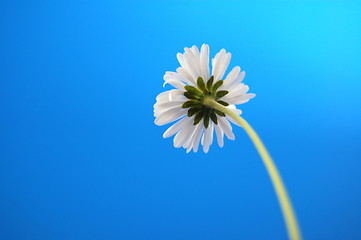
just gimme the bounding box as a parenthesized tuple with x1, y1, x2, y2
(204, 97, 302, 240)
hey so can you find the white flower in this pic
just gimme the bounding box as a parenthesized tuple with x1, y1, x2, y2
(154, 44, 255, 153)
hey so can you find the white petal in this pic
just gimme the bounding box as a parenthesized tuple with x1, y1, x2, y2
(163, 117, 191, 138)
(154, 100, 184, 110)
(223, 66, 240, 88)
(214, 124, 224, 148)
(185, 46, 202, 78)
(200, 44, 210, 81)
(227, 93, 256, 105)
(222, 104, 242, 127)
(217, 52, 231, 80)
(184, 126, 198, 152)
(226, 116, 241, 127)
(155, 90, 172, 101)
(212, 49, 231, 81)
(218, 117, 235, 140)
(185, 123, 202, 153)
(182, 123, 198, 149)
(177, 52, 197, 82)
(182, 49, 199, 78)
(223, 105, 242, 127)
(163, 76, 185, 89)
(176, 67, 196, 85)
(154, 101, 184, 117)
(156, 89, 185, 101)
(223, 84, 249, 99)
(228, 105, 242, 115)
(246, 93, 256, 100)
(174, 123, 195, 148)
(186, 147, 192, 153)
(154, 108, 187, 126)
(202, 123, 214, 153)
(176, 52, 186, 67)
(154, 105, 179, 118)
(165, 71, 193, 86)
(212, 49, 225, 80)
(227, 71, 246, 89)
(192, 124, 204, 152)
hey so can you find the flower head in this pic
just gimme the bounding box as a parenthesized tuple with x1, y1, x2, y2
(154, 44, 255, 153)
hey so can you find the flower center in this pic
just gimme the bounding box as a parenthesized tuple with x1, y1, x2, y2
(182, 76, 229, 128)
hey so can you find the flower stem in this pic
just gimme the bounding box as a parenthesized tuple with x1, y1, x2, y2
(204, 97, 302, 240)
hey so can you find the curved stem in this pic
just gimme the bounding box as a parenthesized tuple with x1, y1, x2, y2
(204, 97, 302, 240)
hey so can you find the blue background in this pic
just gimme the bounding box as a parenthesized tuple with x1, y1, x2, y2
(1, 1, 360, 239)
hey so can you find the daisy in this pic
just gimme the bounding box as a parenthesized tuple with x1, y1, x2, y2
(153, 44, 302, 240)
(154, 44, 255, 153)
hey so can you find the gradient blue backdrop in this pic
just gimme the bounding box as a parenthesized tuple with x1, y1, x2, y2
(1, 1, 361, 239)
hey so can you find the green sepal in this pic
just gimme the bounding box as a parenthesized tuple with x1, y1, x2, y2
(182, 100, 199, 108)
(193, 111, 204, 125)
(187, 107, 201, 117)
(217, 100, 229, 106)
(203, 114, 210, 128)
(212, 80, 223, 92)
(210, 111, 218, 124)
(216, 90, 229, 99)
(197, 77, 207, 92)
(206, 76, 214, 91)
(214, 109, 226, 117)
(184, 92, 197, 100)
(185, 85, 202, 96)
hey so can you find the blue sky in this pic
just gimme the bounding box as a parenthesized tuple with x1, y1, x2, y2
(1, 1, 361, 239)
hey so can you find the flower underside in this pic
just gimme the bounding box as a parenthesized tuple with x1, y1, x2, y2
(182, 76, 229, 128)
